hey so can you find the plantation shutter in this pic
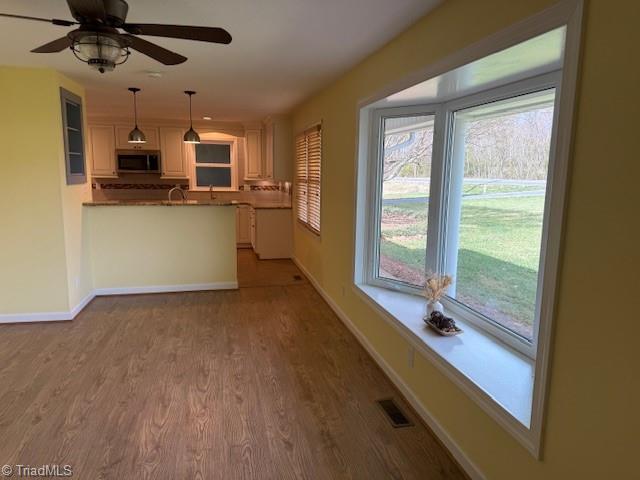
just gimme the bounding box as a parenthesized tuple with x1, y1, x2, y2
(295, 124, 322, 234)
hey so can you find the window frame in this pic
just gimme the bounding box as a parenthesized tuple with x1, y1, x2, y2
(295, 123, 322, 235)
(365, 72, 561, 359)
(60, 88, 87, 185)
(189, 138, 238, 192)
(365, 104, 444, 292)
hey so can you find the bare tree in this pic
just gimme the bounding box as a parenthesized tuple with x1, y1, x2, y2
(381, 106, 554, 182)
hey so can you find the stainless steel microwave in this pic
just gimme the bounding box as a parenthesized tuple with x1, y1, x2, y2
(116, 150, 161, 173)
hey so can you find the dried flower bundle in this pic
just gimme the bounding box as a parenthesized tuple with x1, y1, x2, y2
(423, 272, 453, 302)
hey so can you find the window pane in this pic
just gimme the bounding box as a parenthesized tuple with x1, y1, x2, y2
(196, 143, 231, 164)
(447, 90, 556, 341)
(377, 114, 434, 287)
(196, 166, 232, 187)
(68, 153, 85, 175)
(67, 129, 83, 154)
(65, 101, 82, 130)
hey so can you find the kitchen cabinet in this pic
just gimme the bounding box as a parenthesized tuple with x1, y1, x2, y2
(244, 129, 263, 179)
(263, 115, 293, 181)
(250, 208, 257, 249)
(115, 125, 159, 150)
(236, 205, 252, 246)
(251, 208, 292, 259)
(159, 127, 189, 178)
(88, 125, 117, 177)
(264, 121, 274, 179)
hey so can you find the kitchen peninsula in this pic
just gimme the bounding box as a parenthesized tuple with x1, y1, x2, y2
(84, 202, 238, 294)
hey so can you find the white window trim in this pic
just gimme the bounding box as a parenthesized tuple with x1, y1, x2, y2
(352, 0, 584, 459)
(189, 138, 239, 192)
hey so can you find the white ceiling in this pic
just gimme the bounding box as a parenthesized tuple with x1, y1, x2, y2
(0, 0, 442, 122)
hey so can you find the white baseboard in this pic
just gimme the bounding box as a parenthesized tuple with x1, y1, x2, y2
(93, 282, 238, 296)
(292, 257, 485, 480)
(0, 290, 96, 324)
(0, 282, 237, 324)
(0, 310, 74, 324)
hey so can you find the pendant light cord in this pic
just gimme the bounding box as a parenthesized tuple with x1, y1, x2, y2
(133, 91, 139, 128)
(189, 93, 194, 129)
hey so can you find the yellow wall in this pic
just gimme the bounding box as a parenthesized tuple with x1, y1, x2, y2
(88, 206, 237, 289)
(55, 73, 94, 310)
(0, 67, 82, 314)
(291, 0, 639, 478)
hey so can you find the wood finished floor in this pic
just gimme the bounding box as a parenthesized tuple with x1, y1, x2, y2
(0, 252, 466, 479)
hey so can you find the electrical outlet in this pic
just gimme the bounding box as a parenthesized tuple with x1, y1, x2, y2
(407, 346, 415, 369)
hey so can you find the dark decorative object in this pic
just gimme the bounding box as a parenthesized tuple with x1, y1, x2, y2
(425, 311, 463, 336)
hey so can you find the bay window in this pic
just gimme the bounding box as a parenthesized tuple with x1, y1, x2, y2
(353, 15, 582, 455)
(366, 74, 559, 357)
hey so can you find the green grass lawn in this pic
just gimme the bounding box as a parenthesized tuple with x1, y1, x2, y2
(379, 193, 544, 339)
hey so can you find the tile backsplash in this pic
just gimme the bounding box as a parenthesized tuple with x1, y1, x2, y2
(91, 174, 291, 203)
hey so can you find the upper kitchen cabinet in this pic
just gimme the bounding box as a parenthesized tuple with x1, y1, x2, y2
(115, 125, 159, 150)
(159, 127, 189, 178)
(244, 128, 263, 180)
(88, 125, 117, 177)
(261, 115, 293, 181)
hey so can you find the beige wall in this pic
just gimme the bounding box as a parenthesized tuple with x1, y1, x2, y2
(88, 206, 237, 290)
(291, 0, 639, 478)
(0, 67, 87, 314)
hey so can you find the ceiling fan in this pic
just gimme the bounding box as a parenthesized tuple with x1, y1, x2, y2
(0, 0, 232, 73)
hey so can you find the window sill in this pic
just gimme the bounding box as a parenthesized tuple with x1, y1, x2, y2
(354, 284, 533, 429)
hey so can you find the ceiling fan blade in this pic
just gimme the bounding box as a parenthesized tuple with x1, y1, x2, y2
(31, 36, 72, 53)
(123, 35, 187, 65)
(123, 24, 232, 44)
(0, 13, 75, 26)
(66, 0, 106, 23)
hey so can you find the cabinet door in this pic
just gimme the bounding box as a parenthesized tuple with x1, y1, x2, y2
(249, 208, 257, 249)
(236, 206, 252, 245)
(264, 122, 274, 180)
(88, 125, 117, 177)
(159, 127, 188, 178)
(115, 125, 159, 150)
(244, 129, 263, 179)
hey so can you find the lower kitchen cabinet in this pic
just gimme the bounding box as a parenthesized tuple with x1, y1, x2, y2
(252, 208, 292, 259)
(236, 205, 252, 246)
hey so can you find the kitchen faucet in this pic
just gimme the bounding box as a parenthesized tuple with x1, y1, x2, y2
(168, 186, 187, 203)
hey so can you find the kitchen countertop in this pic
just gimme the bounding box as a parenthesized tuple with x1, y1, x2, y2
(83, 200, 292, 209)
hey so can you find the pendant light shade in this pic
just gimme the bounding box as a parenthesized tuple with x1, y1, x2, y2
(183, 127, 201, 144)
(127, 87, 146, 144)
(183, 90, 201, 144)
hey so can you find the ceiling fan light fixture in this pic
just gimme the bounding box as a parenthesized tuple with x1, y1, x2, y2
(183, 90, 201, 144)
(127, 87, 146, 144)
(71, 31, 130, 73)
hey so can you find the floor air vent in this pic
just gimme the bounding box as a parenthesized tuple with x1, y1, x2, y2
(376, 398, 414, 428)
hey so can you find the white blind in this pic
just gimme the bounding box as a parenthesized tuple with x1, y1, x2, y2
(295, 124, 321, 234)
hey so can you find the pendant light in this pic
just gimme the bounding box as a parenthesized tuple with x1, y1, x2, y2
(127, 87, 146, 144)
(183, 90, 201, 144)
